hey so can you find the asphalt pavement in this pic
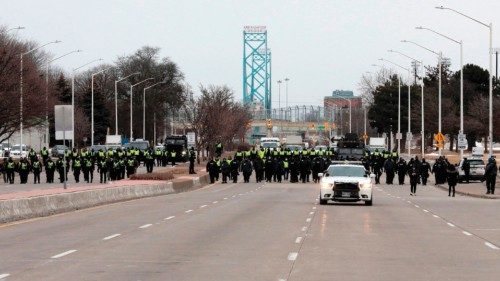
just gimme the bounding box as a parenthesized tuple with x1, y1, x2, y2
(0, 176, 499, 280)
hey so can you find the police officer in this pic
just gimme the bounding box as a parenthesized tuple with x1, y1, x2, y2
(98, 158, 108, 183)
(170, 150, 177, 166)
(45, 158, 56, 183)
(420, 158, 431, 186)
(230, 158, 239, 183)
(408, 160, 419, 196)
(18, 158, 30, 184)
(31, 157, 42, 184)
(206, 158, 218, 184)
(72, 157, 82, 183)
(462, 158, 471, 183)
(384, 158, 395, 185)
(397, 158, 407, 185)
(56, 156, 66, 183)
(484, 157, 497, 194)
(5, 157, 16, 184)
(241, 158, 253, 183)
(446, 164, 459, 197)
(40, 146, 49, 165)
(83, 157, 94, 183)
(221, 158, 230, 183)
(189, 147, 196, 174)
(144, 148, 155, 173)
(126, 157, 138, 178)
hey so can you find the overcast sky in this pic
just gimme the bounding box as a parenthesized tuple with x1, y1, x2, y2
(2, 0, 499, 106)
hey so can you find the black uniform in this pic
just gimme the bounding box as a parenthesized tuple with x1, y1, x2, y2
(408, 165, 419, 195)
(484, 158, 497, 194)
(230, 159, 239, 183)
(462, 158, 471, 183)
(446, 165, 459, 197)
(31, 160, 42, 184)
(45, 159, 56, 183)
(384, 159, 395, 185)
(189, 148, 196, 174)
(420, 159, 431, 185)
(206, 159, 218, 184)
(241, 159, 253, 183)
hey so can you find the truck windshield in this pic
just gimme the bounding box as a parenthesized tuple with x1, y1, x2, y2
(327, 166, 366, 177)
(165, 139, 186, 145)
(262, 142, 279, 148)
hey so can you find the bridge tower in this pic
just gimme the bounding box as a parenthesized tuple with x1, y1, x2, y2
(243, 26, 272, 115)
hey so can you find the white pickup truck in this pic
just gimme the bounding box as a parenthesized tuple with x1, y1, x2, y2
(319, 163, 374, 206)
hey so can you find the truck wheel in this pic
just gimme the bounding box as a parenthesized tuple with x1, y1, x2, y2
(319, 198, 328, 205)
(365, 199, 373, 206)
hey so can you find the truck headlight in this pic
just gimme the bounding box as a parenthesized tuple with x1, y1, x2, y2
(321, 182, 331, 189)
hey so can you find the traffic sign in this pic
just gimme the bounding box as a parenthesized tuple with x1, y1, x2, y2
(395, 133, 403, 140)
(434, 132, 445, 142)
(362, 133, 368, 140)
(406, 132, 413, 140)
(458, 133, 467, 150)
(317, 125, 325, 131)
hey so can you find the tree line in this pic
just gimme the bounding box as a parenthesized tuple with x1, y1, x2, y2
(360, 59, 500, 151)
(0, 25, 251, 148)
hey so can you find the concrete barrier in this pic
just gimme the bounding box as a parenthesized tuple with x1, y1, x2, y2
(0, 174, 209, 224)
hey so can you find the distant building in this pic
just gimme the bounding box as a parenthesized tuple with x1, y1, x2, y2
(324, 90, 363, 111)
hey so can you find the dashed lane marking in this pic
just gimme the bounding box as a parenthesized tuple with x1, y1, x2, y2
(287, 252, 298, 261)
(200, 205, 208, 208)
(447, 223, 456, 228)
(213, 201, 218, 204)
(165, 216, 175, 220)
(295, 237, 303, 244)
(185, 210, 193, 213)
(433, 215, 440, 218)
(51, 250, 77, 259)
(485, 242, 500, 250)
(414, 205, 420, 208)
(423, 209, 429, 213)
(306, 218, 312, 222)
(301, 226, 308, 232)
(312, 207, 317, 210)
(103, 234, 121, 240)
(309, 212, 315, 215)
(0, 274, 10, 279)
(462, 231, 472, 236)
(139, 224, 152, 229)
(223, 197, 228, 200)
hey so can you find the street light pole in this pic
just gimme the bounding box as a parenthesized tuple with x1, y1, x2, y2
(416, 26, 465, 159)
(379, 58, 411, 155)
(91, 66, 112, 146)
(436, 5, 493, 157)
(401, 40, 442, 155)
(72, 58, 103, 148)
(20, 40, 60, 154)
(284, 78, 289, 120)
(114, 72, 140, 135)
(45, 50, 82, 147)
(277, 80, 282, 119)
(143, 81, 165, 140)
(130, 78, 154, 141)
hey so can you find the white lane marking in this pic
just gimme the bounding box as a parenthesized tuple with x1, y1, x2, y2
(287, 252, 298, 261)
(250, 190, 254, 193)
(165, 216, 175, 220)
(295, 237, 303, 244)
(423, 209, 429, 213)
(306, 218, 312, 223)
(200, 205, 208, 208)
(447, 223, 456, 227)
(396, 196, 401, 199)
(0, 274, 10, 279)
(312, 207, 317, 210)
(232, 195, 236, 198)
(239, 193, 244, 196)
(51, 250, 77, 259)
(406, 201, 411, 203)
(139, 224, 153, 229)
(223, 197, 228, 200)
(309, 212, 315, 215)
(185, 210, 193, 213)
(103, 234, 121, 240)
(485, 242, 500, 250)
(213, 201, 218, 204)
(414, 205, 420, 208)
(301, 226, 308, 231)
(462, 231, 472, 236)
(433, 215, 440, 218)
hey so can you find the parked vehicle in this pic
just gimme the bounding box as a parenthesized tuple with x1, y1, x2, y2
(10, 144, 29, 158)
(51, 145, 69, 157)
(458, 158, 485, 182)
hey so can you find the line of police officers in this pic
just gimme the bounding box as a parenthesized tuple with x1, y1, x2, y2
(0, 146, 189, 185)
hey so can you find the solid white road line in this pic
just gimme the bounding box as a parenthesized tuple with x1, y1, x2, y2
(295, 237, 303, 244)
(462, 231, 472, 236)
(139, 224, 153, 229)
(165, 216, 175, 220)
(0, 274, 10, 279)
(447, 223, 456, 227)
(200, 205, 208, 208)
(103, 234, 121, 240)
(51, 250, 77, 259)
(185, 210, 193, 213)
(485, 242, 500, 250)
(287, 252, 298, 261)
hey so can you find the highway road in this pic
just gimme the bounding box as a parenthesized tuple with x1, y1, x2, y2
(1, 178, 500, 280)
